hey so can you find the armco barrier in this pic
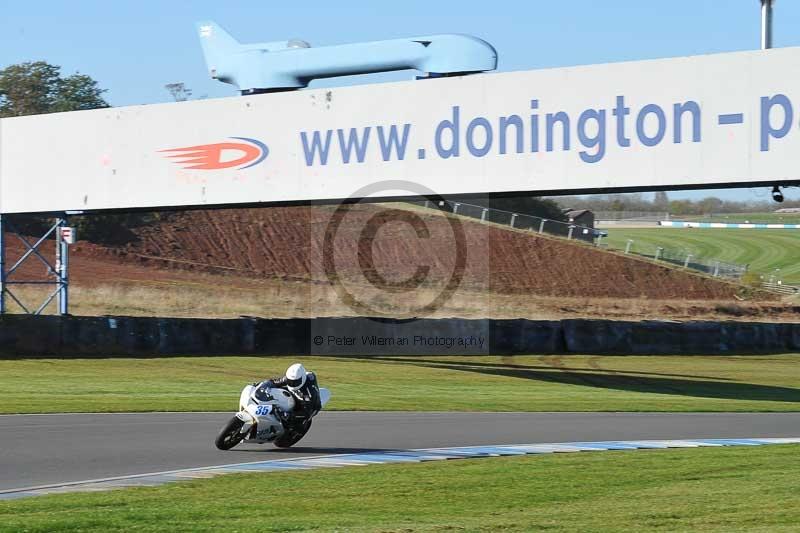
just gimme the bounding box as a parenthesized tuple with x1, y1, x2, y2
(1, 314, 798, 358)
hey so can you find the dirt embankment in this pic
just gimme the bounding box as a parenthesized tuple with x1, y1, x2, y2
(7, 204, 797, 320)
(70, 204, 759, 301)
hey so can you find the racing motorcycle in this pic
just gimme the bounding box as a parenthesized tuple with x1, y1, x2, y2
(215, 381, 331, 450)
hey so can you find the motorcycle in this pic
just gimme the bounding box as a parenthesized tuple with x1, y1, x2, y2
(215, 381, 331, 450)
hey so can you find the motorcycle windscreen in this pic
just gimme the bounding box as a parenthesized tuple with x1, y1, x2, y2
(319, 388, 332, 407)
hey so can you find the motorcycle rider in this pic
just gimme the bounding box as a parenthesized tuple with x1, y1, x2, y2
(254, 363, 321, 429)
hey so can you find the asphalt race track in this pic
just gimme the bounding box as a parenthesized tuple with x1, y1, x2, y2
(1, 412, 799, 492)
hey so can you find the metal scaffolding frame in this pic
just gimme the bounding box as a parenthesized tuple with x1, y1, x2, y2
(0, 215, 70, 315)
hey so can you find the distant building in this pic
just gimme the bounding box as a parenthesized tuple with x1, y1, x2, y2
(565, 209, 594, 227)
(562, 209, 596, 243)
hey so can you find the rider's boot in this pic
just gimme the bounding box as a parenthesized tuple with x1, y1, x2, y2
(275, 408, 292, 429)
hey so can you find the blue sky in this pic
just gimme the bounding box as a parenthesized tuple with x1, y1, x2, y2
(1, 0, 798, 203)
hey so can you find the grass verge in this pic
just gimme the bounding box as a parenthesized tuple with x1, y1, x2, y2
(1, 355, 799, 413)
(9, 283, 797, 321)
(1, 445, 798, 532)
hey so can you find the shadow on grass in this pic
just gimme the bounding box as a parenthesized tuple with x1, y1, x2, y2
(359, 357, 800, 403)
(356, 356, 737, 382)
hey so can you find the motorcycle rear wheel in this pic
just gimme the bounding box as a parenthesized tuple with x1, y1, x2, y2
(215, 416, 246, 450)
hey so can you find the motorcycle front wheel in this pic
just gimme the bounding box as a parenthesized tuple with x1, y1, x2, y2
(215, 416, 246, 450)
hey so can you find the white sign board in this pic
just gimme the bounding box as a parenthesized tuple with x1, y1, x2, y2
(1, 47, 800, 214)
(59, 227, 76, 244)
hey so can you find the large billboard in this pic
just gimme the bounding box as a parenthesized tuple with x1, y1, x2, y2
(2, 46, 800, 214)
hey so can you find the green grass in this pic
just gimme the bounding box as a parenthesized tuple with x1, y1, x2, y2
(1, 444, 798, 532)
(2, 355, 799, 413)
(681, 212, 800, 224)
(604, 227, 800, 284)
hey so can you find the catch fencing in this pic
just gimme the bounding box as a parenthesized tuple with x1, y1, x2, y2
(617, 239, 748, 280)
(762, 282, 799, 296)
(409, 200, 600, 243)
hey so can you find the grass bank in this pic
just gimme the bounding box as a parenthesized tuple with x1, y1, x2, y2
(1, 355, 799, 413)
(1, 444, 798, 532)
(603, 227, 800, 283)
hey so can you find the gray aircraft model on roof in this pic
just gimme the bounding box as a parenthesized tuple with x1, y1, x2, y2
(196, 20, 498, 94)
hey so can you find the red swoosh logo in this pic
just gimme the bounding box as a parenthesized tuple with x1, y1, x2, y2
(160, 140, 264, 170)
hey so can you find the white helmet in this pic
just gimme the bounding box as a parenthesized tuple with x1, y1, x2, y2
(285, 363, 307, 390)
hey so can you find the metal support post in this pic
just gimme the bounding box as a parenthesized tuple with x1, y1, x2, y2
(684, 254, 693, 268)
(510, 213, 517, 228)
(567, 225, 575, 240)
(56, 217, 69, 315)
(453, 203, 460, 215)
(0, 214, 5, 314)
(538, 219, 547, 234)
(625, 239, 633, 254)
(761, 0, 774, 50)
(655, 247, 663, 261)
(480, 208, 488, 222)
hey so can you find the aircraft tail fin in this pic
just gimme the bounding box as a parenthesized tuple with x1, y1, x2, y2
(196, 21, 240, 76)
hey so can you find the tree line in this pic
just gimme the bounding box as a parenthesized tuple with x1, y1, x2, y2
(555, 191, 797, 215)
